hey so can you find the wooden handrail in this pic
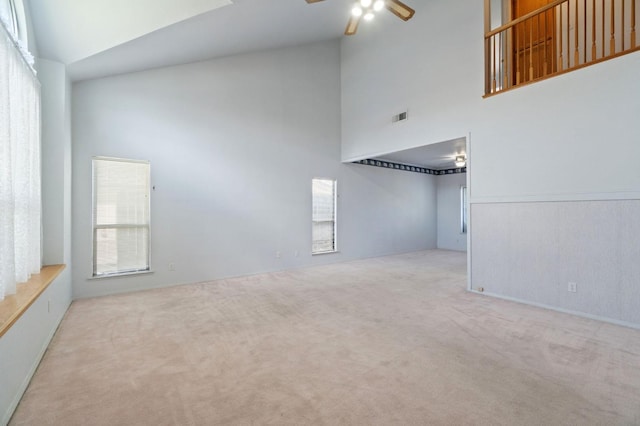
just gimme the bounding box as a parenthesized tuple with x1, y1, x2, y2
(485, 0, 639, 96)
(486, 0, 567, 38)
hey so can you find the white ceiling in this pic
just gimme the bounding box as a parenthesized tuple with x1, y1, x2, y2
(27, 0, 233, 64)
(375, 138, 467, 170)
(24, 0, 462, 165)
(26, 0, 353, 81)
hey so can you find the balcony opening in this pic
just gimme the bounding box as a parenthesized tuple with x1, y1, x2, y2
(485, 0, 640, 96)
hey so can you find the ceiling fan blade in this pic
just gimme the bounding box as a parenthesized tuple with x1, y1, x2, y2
(344, 15, 361, 36)
(385, 0, 415, 21)
(305, 0, 325, 3)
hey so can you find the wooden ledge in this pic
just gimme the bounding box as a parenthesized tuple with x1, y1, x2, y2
(0, 265, 65, 338)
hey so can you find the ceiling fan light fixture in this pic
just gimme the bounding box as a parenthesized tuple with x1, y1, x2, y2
(309, 0, 414, 36)
(455, 155, 466, 168)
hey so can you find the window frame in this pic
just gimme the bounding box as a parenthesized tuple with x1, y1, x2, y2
(91, 156, 151, 278)
(311, 177, 338, 255)
(2, 0, 27, 46)
(460, 185, 468, 234)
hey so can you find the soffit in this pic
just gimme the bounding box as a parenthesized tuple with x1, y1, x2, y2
(376, 138, 468, 170)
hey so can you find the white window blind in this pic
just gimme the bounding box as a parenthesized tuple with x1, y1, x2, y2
(0, 14, 40, 301)
(312, 178, 336, 254)
(92, 158, 150, 276)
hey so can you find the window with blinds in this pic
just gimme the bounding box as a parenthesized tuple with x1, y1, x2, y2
(461, 185, 468, 234)
(92, 157, 150, 277)
(312, 178, 337, 254)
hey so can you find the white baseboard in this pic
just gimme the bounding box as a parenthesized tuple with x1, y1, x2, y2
(470, 290, 640, 331)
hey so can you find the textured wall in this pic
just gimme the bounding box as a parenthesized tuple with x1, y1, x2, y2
(471, 200, 640, 326)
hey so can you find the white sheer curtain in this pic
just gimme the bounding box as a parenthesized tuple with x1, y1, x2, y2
(0, 19, 41, 301)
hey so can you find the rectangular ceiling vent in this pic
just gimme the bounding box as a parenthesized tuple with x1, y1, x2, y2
(392, 111, 408, 123)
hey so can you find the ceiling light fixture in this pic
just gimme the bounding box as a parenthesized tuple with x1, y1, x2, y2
(353, 0, 383, 26)
(455, 155, 466, 168)
(306, 0, 415, 37)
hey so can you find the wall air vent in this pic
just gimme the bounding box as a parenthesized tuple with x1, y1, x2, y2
(392, 111, 408, 123)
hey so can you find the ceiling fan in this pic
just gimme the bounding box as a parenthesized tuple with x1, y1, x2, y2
(306, 0, 415, 35)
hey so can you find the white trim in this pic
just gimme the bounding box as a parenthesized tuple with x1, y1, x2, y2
(311, 177, 337, 255)
(88, 270, 154, 280)
(471, 289, 640, 330)
(91, 157, 152, 277)
(471, 191, 640, 204)
(312, 250, 339, 256)
(91, 156, 150, 165)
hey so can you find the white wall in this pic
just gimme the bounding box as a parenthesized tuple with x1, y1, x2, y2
(472, 56, 640, 202)
(341, 1, 482, 161)
(41, 59, 72, 265)
(472, 200, 640, 327)
(340, 0, 640, 326)
(437, 173, 467, 252)
(0, 59, 72, 425)
(72, 40, 438, 299)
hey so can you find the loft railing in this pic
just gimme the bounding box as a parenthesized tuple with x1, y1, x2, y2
(484, 0, 639, 96)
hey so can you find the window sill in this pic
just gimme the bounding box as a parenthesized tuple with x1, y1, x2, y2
(88, 270, 154, 280)
(312, 250, 339, 256)
(0, 264, 66, 338)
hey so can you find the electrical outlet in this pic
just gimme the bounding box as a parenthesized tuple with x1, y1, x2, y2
(276, 251, 281, 259)
(294, 250, 299, 257)
(47, 300, 51, 313)
(568, 282, 577, 293)
(169, 263, 175, 271)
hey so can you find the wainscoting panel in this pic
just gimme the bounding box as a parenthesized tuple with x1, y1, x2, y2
(471, 200, 640, 327)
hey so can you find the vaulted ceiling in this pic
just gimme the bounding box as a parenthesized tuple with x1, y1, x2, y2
(26, 0, 349, 81)
(25, 0, 465, 164)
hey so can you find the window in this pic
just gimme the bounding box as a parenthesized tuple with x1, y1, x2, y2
(312, 178, 337, 254)
(92, 157, 150, 277)
(461, 185, 468, 234)
(1, 0, 29, 50)
(0, 6, 40, 301)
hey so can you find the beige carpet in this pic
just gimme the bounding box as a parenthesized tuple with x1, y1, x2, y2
(10, 250, 640, 425)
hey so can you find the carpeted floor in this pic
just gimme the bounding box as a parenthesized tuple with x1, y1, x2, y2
(10, 250, 640, 425)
